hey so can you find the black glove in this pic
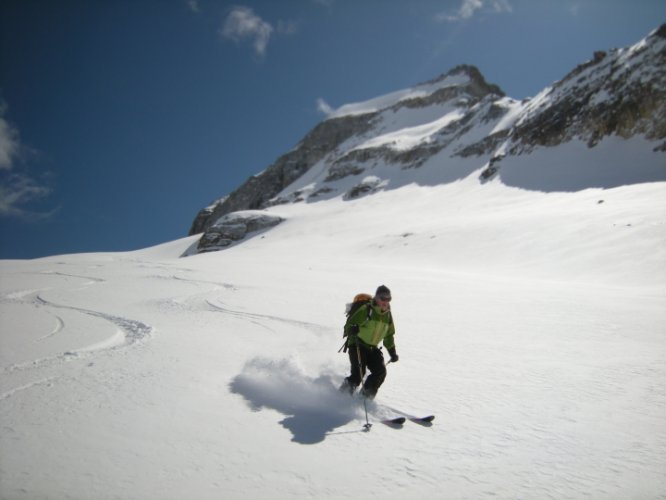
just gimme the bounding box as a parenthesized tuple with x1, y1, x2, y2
(388, 347, 399, 363)
(347, 324, 360, 336)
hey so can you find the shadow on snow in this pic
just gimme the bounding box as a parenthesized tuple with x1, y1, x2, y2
(229, 357, 360, 445)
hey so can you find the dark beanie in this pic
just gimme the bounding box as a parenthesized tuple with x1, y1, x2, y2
(375, 285, 391, 297)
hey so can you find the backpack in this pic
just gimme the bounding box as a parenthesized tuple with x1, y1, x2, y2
(345, 293, 373, 322)
(338, 293, 373, 354)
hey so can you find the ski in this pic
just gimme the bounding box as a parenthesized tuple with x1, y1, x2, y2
(381, 406, 435, 425)
(381, 416, 406, 426)
(408, 415, 435, 425)
(361, 416, 405, 432)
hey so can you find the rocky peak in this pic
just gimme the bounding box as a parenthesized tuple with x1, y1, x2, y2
(422, 64, 505, 98)
(188, 25, 665, 254)
(189, 64, 502, 236)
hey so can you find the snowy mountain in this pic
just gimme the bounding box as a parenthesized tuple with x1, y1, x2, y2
(191, 25, 665, 253)
(1, 26, 665, 500)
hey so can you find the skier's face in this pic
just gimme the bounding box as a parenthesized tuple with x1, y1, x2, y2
(376, 295, 391, 312)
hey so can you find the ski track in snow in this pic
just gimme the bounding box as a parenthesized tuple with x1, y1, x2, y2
(31, 292, 152, 353)
(39, 270, 106, 284)
(205, 297, 329, 335)
(0, 273, 153, 400)
(35, 313, 65, 342)
(0, 376, 59, 402)
(148, 272, 332, 337)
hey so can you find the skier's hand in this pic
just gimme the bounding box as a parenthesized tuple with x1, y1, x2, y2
(388, 348, 399, 363)
(347, 324, 359, 336)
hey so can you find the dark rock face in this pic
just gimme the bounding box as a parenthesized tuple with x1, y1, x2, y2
(188, 113, 376, 236)
(344, 176, 383, 200)
(509, 25, 666, 153)
(189, 197, 227, 235)
(196, 211, 283, 253)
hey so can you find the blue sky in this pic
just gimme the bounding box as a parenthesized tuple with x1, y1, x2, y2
(1, 0, 664, 259)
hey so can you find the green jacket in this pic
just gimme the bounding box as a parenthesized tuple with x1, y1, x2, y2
(345, 302, 395, 350)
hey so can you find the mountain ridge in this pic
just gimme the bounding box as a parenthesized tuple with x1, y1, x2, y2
(189, 25, 665, 254)
(189, 63, 506, 236)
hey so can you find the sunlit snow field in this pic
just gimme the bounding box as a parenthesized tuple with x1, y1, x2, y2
(2, 169, 665, 499)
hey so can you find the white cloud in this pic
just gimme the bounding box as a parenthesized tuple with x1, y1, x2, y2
(491, 0, 512, 14)
(220, 6, 299, 57)
(459, 0, 483, 19)
(0, 111, 19, 170)
(316, 98, 334, 116)
(221, 6, 274, 57)
(0, 172, 53, 220)
(438, 0, 512, 22)
(0, 103, 55, 220)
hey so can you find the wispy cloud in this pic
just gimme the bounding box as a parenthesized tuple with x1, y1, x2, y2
(0, 103, 55, 220)
(437, 0, 512, 22)
(186, 0, 200, 13)
(221, 6, 274, 57)
(0, 172, 54, 220)
(316, 98, 334, 117)
(220, 6, 299, 57)
(0, 109, 19, 170)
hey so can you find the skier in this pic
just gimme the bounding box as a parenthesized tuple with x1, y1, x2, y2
(340, 285, 398, 399)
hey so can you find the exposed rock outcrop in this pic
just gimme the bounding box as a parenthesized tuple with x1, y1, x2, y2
(188, 113, 376, 235)
(509, 25, 666, 153)
(196, 211, 283, 253)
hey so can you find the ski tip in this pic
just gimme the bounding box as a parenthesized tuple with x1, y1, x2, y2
(382, 417, 406, 426)
(408, 415, 435, 425)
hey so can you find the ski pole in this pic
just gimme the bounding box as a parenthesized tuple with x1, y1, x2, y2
(355, 342, 372, 431)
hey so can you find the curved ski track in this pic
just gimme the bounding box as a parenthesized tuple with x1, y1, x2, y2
(0, 272, 153, 400)
(205, 296, 331, 336)
(151, 274, 332, 337)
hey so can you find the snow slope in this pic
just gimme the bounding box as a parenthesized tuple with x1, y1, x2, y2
(1, 158, 665, 498)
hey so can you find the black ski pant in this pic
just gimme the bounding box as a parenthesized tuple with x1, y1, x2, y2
(346, 343, 387, 396)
